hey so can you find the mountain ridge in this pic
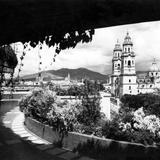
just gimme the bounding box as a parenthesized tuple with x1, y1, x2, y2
(21, 68, 109, 81)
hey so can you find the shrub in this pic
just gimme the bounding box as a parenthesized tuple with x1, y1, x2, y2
(77, 95, 102, 127)
(102, 106, 160, 145)
(133, 107, 160, 137)
(120, 94, 160, 116)
(19, 88, 56, 123)
(131, 130, 155, 145)
(19, 88, 80, 137)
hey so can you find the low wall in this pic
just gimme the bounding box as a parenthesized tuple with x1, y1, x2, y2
(2, 92, 29, 99)
(25, 117, 160, 159)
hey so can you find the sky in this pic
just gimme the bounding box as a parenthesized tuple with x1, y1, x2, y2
(13, 20, 160, 77)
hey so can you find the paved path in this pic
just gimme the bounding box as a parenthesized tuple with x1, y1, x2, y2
(0, 100, 94, 160)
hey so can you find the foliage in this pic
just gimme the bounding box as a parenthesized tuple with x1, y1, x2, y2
(54, 79, 104, 97)
(0, 45, 18, 69)
(28, 29, 95, 56)
(20, 89, 63, 136)
(77, 95, 102, 127)
(19, 85, 105, 137)
(102, 106, 160, 145)
(19, 88, 56, 122)
(120, 94, 160, 117)
(133, 107, 160, 137)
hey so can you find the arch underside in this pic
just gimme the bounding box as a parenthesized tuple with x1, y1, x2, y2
(0, 0, 160, 45)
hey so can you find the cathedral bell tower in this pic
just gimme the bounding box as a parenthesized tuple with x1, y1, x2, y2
(111, 40, 122, 96)
(119, 32, 137, 97)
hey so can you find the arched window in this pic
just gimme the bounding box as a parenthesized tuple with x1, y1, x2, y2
(128, 48, 130, 52)
(129, 79, 131, 82)
(128, 60, 131, 66)
(118, 64, 120, 69)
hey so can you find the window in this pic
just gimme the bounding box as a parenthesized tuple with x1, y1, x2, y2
(118, 53, 119, 57)
(128, 48, 130, 52)
(125, 48, 127, 52)
(128, 60, 131, 66)
(129, 79, 131, 82)
(129, 86, 131, 90)
(118, 64, 120, 69)
(150, 85, 152, 88)
(125, 60, 127, 64)
(132, 60, 134, 65)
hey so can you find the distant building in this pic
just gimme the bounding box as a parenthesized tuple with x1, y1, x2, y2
(51, 73, 84, 89)
(111, 32, 160, 97)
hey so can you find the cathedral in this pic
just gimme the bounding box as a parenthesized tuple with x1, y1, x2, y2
(111, 32, 160, 97)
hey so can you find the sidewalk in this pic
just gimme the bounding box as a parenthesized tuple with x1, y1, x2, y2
(0, 104, 94, 160)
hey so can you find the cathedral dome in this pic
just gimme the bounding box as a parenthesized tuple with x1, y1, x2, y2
(113, 40, 122, 51)
(149, 59, 159, 72)
(123, 32, 133, 45)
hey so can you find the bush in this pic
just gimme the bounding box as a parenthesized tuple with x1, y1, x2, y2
(120, 94, 160, 116)
(19, 87, 105, 137)
(19, 88, 81, 137)
(19, 88, 55, 123)
(102, 106, 160, 145)
(77, 95, 102, 126)
(131, 130, 155, 145)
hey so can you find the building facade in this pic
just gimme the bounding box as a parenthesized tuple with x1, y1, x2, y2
(111, 32, 160, 97)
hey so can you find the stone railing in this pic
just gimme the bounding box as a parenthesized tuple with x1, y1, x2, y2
(25, 117, 160, 159)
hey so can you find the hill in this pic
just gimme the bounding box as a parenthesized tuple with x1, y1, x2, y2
(47, 68, 108, 81)
(21, 72, 64, 81)
(21, 68, 108, 81)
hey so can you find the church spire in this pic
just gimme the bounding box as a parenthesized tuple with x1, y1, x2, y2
(123, 32, 133, 46)
(114, 39, 122, 51)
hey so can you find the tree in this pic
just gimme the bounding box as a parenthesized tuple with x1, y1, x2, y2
(0, 45, 18, 101)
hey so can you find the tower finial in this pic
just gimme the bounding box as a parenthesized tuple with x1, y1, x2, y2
(117, 39, 119, 44)
(154, 58, 156, 62)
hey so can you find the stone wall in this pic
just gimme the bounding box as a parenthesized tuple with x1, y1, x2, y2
(2, 92, 28, 99)
(25, 117, 160, 159)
